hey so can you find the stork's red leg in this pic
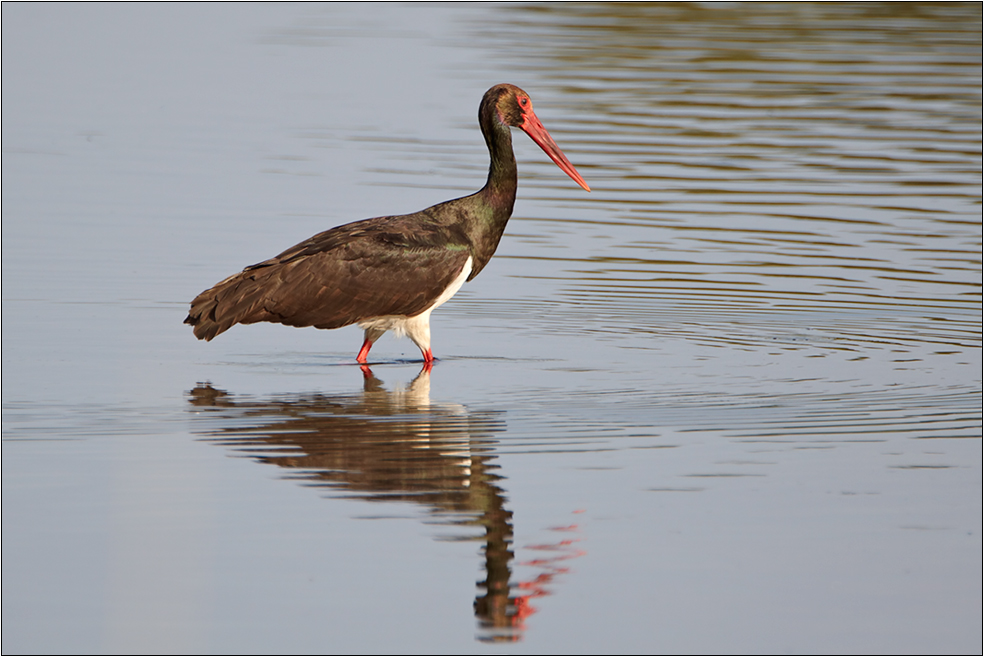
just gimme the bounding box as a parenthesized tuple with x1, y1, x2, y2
(356, 338, 373, 364)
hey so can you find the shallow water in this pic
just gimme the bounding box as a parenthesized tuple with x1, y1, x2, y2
(3, 3, 981, 653)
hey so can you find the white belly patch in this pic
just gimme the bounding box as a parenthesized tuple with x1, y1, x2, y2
(427, 255, 472, 313)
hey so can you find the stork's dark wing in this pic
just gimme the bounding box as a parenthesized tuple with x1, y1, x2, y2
(185, 215, 472, 341)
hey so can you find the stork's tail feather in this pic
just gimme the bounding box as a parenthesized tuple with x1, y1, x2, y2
(183, 302, 225, 341)
(184, 269, 277, 341)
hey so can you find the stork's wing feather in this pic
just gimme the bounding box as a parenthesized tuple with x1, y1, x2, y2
(185, 216, 472, 341)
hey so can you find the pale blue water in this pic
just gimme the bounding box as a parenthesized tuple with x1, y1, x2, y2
(3, 3, 981, 653)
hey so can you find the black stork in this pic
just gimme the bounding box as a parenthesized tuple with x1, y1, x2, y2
(185, 84, 590, 366)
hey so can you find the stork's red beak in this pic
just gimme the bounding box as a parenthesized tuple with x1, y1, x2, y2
(520, 109, 591, 192)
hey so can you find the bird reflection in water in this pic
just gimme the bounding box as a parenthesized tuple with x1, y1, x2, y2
(187, 365, 584, 642)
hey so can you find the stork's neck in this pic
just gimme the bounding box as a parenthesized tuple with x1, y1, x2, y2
(480, 119, 518, 217)
(443, 112, 517, 279)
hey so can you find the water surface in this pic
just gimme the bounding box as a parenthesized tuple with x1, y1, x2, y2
(3, 3, 981, 653)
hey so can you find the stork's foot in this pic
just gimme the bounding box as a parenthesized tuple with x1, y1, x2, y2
(421, 348, 436, 372)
